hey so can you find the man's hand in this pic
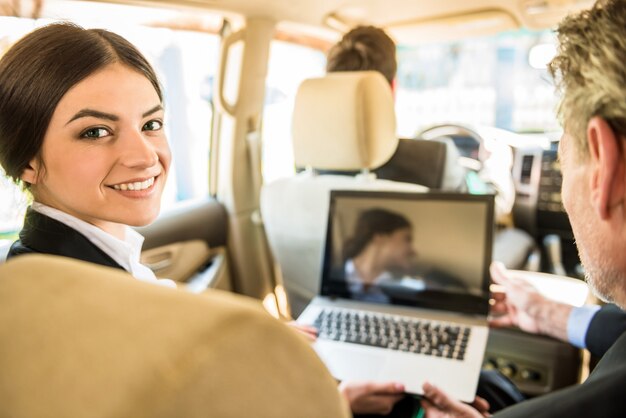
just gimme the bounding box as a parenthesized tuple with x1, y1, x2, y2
(489, 262, 544, 333)
(489, 262, 572, 341)
(420, 382, 488, 418)
(338, 381, 405, 415)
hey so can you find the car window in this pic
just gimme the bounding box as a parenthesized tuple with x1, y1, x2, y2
(262, 40, 326, 183)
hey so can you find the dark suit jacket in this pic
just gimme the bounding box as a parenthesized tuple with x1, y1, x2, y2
(7, 208, 124, 271)
(586, 304, 626, 358)
(496, 329, 626, 417)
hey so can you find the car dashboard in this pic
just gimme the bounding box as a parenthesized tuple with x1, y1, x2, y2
(511, 138, 582, 276)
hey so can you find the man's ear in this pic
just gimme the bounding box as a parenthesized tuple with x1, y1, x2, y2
(586, 116, 625, 220)
(20, 158, 40, 185)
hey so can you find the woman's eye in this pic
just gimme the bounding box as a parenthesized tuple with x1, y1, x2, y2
(143, 120, 163, 131)
(80, 127, 110, 139)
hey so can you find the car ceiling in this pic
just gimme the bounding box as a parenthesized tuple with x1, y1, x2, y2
(110, 0, 593, 40)
(1, 0, 595, 44)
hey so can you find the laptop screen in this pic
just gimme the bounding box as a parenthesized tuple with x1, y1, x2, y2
(320, 191, 494, 315)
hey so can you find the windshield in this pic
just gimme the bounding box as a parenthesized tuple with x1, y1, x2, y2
(395, 29, 560, 138)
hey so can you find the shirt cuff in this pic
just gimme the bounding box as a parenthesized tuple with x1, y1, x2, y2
(567, 305, 601, 349)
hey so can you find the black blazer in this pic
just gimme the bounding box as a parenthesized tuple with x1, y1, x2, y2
(586, 304, 626, 358)
(7, 208, 124, 271)
(495, 329, 626, 417)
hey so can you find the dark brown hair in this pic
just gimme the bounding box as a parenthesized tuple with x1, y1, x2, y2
(0, 22, 162, 184)
(343, 208, 411, 261)
(326, 25, 397, 85)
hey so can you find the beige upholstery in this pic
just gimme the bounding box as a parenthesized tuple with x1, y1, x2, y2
(262, 72, 427, 316)
(0, 255, 350, 418)
(293, 71, 398, 171)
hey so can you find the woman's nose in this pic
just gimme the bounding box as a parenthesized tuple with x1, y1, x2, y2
(119, 130, 159, 168)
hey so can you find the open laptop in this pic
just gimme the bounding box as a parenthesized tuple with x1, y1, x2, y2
(298, 190, 494, 402)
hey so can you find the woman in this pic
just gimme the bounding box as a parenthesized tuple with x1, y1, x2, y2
(343, 208, 472, 306)
(0, 23, 175, 288)
(0, 23, 412, 416)
(342, 208, 418, 302)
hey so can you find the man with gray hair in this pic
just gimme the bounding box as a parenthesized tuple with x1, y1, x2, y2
(422, 1, 626, 416)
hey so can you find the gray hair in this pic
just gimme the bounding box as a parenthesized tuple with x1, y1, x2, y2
(548, 0, 626, 159)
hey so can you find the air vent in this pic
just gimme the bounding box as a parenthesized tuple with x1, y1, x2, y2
(520, 155, 534, 184)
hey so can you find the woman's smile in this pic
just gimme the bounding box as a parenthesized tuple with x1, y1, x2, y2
(110, 176, 155, 192)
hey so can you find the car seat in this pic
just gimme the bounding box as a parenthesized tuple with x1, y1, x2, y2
(261, 71, 427, 316)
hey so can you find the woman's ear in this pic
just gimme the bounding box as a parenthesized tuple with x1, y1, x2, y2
(20, 159, 40, 185)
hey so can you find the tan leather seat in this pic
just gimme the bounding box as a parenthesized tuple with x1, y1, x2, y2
(261, 71, 427, 315)
(0, 254, 350, 418)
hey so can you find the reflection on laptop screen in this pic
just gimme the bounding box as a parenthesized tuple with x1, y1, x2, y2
(321, 191, 495, 315)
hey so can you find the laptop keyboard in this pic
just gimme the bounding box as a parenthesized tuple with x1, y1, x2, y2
(313, 308, 471, 360)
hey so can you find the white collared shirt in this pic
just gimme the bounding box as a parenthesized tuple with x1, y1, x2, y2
(344, 259, 393, 303)
(344, 260, 427, 303)
(31, 202, 177, 289)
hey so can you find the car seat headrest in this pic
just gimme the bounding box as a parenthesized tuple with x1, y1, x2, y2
(292, 71, 398, 171)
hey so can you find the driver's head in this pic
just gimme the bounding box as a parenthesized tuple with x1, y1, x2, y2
(326, 25, 397, 86)
(550, 0, 626, 305)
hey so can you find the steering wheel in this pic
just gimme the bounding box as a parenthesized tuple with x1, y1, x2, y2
(416, 124, 489, 169)
(416, 123, 516, 221)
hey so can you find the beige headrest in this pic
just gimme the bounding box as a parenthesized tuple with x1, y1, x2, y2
(292, 71, 398, 171)
(0, 255, 350, 418)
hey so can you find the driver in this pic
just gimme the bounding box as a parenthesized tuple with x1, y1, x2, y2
(326, 25, 469, 193)
(326, 26, 516, 230)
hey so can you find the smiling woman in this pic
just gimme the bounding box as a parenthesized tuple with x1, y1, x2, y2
(22, 63, 170, 238)
(0, 22, 175, 287)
